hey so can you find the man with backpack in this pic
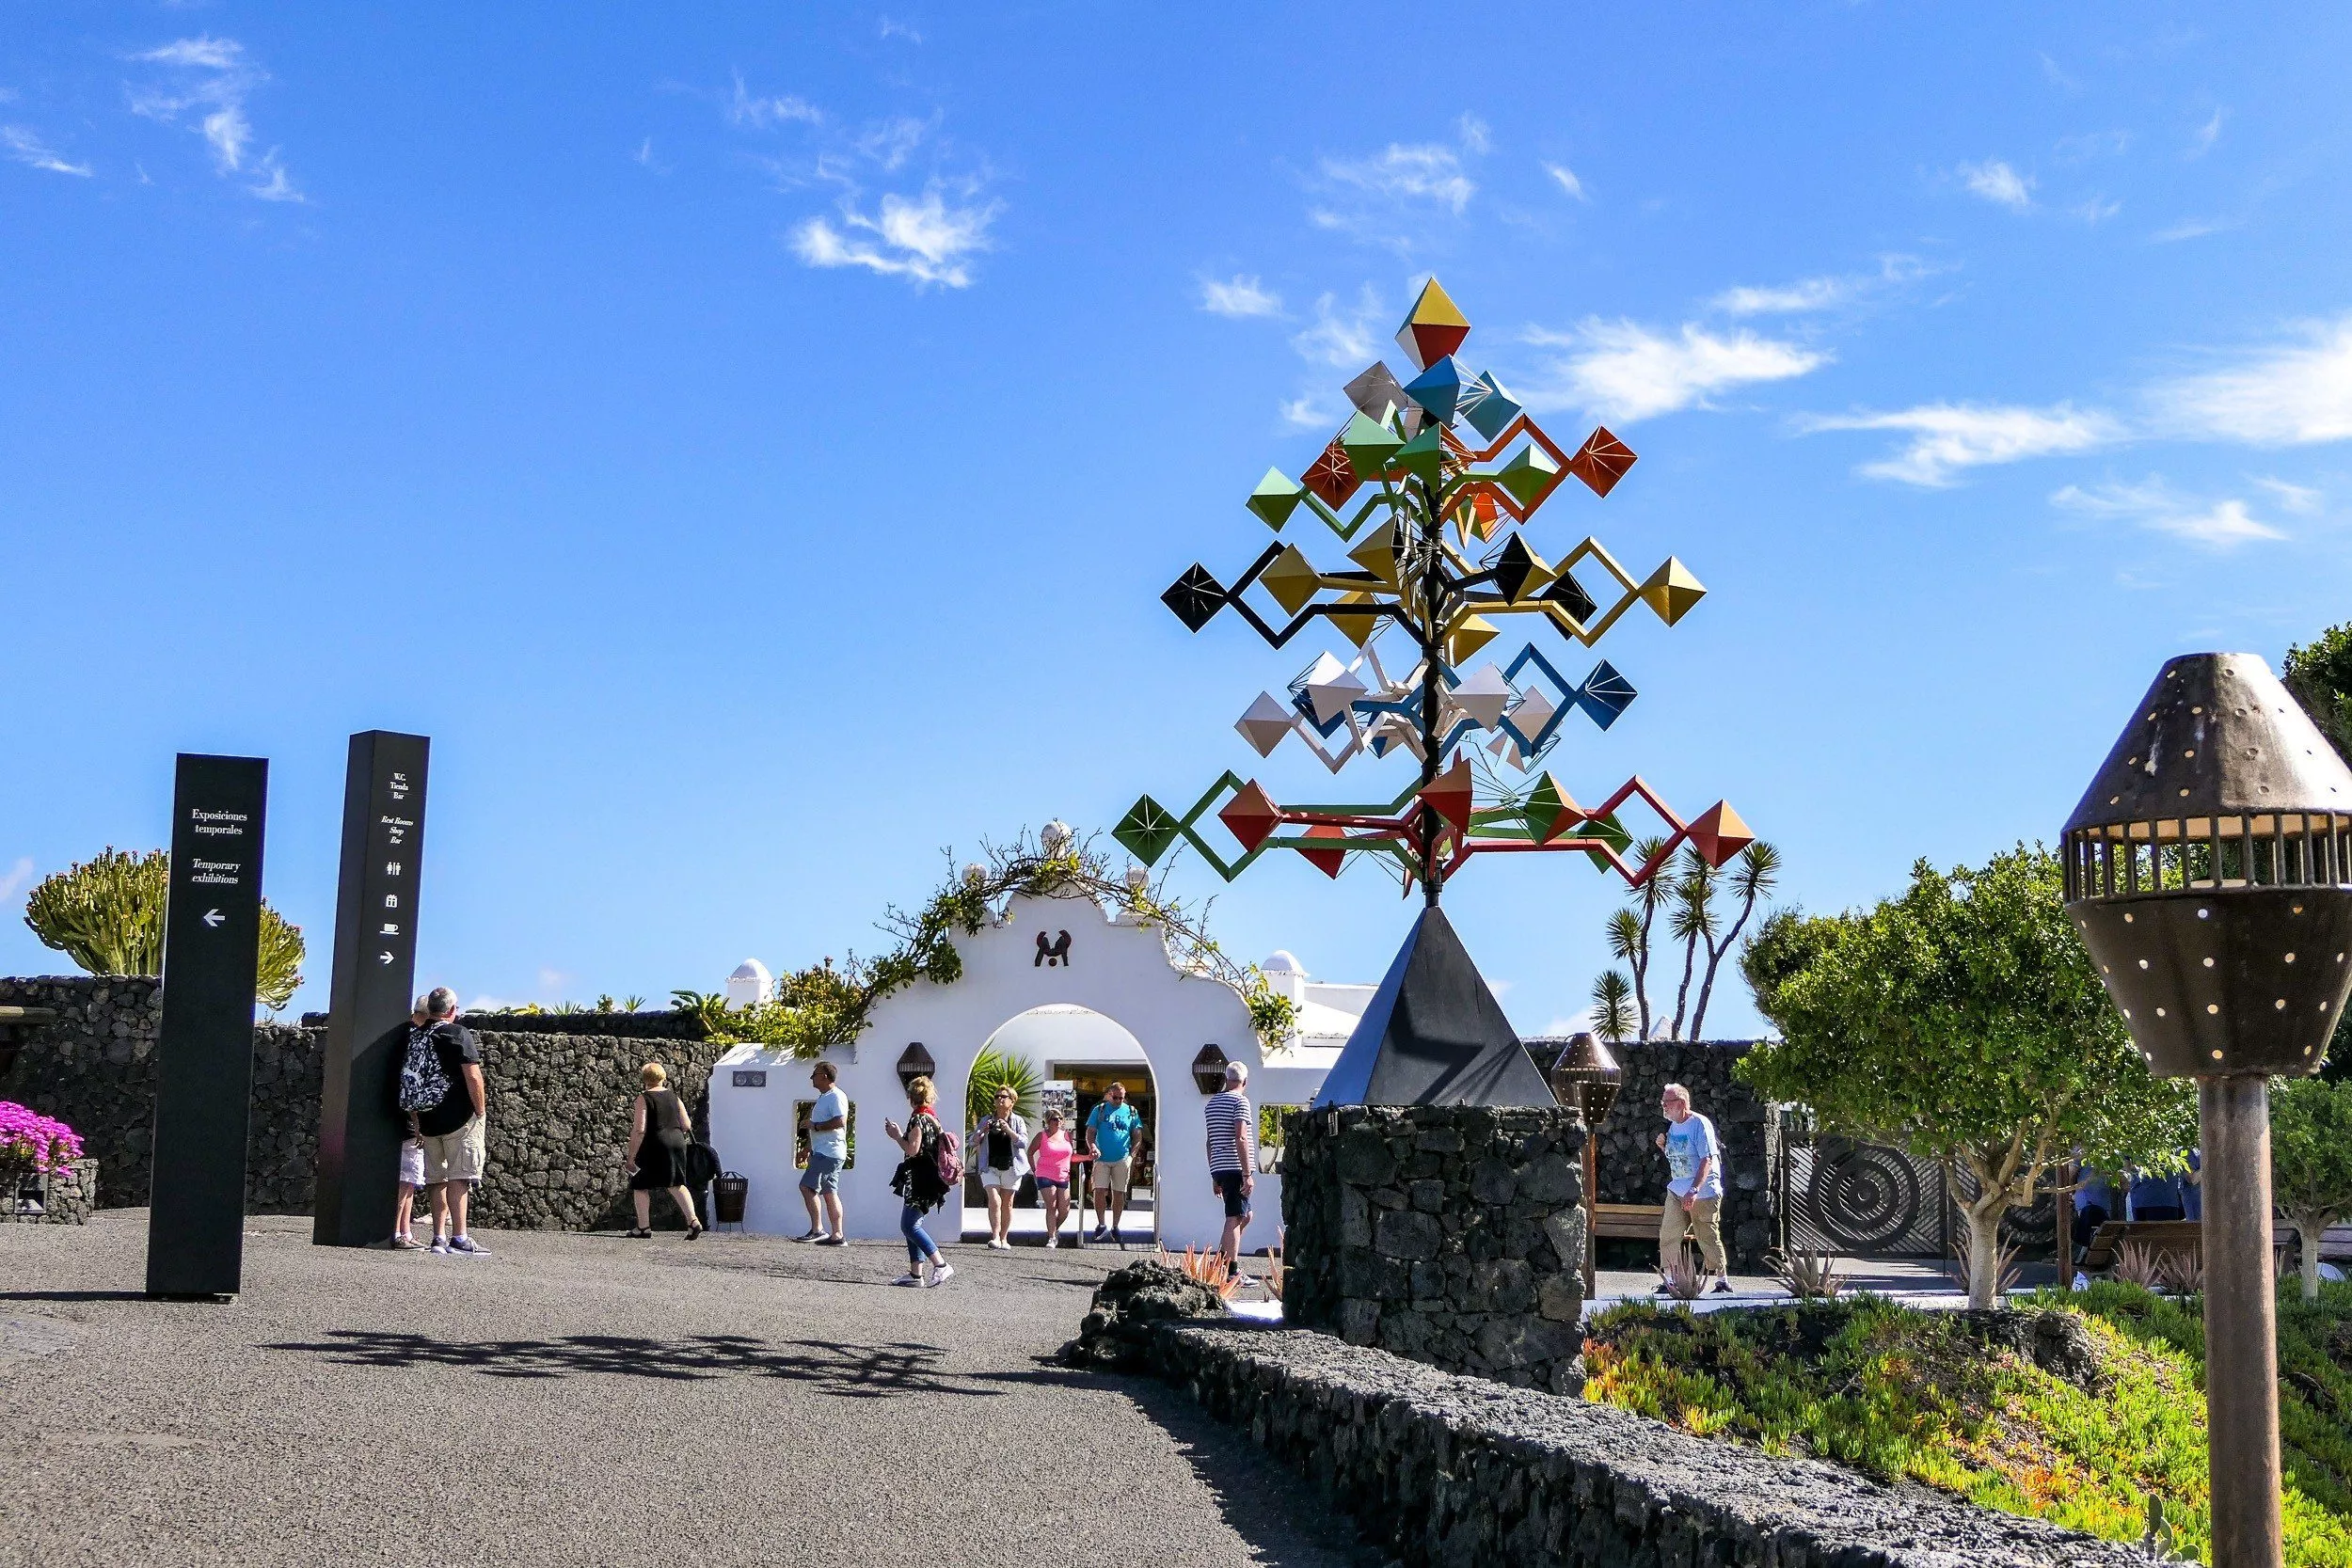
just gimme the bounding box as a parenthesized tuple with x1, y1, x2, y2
(400, 987, 491, 1257)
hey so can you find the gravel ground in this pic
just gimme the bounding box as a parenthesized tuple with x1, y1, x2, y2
(0, 1213, 1372, 1568)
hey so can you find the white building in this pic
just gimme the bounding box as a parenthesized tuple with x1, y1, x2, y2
(707, 889, 1373, 1252)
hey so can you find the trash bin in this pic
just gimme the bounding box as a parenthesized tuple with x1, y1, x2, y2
(714, 1171, 749, 1226)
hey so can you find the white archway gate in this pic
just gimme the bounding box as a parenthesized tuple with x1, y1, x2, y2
(709, 890, 1297, 1253)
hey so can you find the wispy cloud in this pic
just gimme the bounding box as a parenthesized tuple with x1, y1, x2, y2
(1799, 403, 2121, 486)
(1310, 116, 1488, 251)
(1956, 158, 2034, 211)
(2055, 129, 2131, 163)
(2253, 476, 2324, 514)
(1281, 396, 1337, 431)
(129, 35, 300, 200)
(878, 17, 923, 43)
(725, 71, 821, 131)
(0, 856, 32, 902)
(2152, 214, 2235, 244)
(1321, 141, 1475, 214)
(1, 125, 91, 177)
(2073, 195, 2122, 224)
(2145, 315, 2352, 445)
(1543, 162, 1586, 201)
(1523, 320, 1827, 423)
(1710, 255, 1935, 317)
(2188, 109, 2226, 158)
(1200, 274, 1282, 320)
(1291, 287, 1384, 371)
(792, 184, 997, 289)
(2052, 478, 2285, 548)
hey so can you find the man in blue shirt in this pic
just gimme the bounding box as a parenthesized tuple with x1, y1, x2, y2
(1085, 1081, 1145, 1247)
(1654, 1083, 1731, 1294)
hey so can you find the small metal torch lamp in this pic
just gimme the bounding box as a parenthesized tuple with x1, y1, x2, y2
(1550, 1031, 1624, 1296)
(2064, 652, 2352, 1568)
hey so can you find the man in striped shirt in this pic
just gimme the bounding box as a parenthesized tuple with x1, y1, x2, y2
(1203, 1061, 1256, 1263)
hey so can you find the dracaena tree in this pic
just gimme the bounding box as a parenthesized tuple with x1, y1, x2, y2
(1589, 969, 1637, 1044)
(2271, 1074, 2352, 1302)
(1738, 845, 2195, 1309)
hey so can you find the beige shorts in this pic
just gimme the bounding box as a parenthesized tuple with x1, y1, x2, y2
(1090, 1157, 1133, 1195)
(421, 1116, 486, 1185)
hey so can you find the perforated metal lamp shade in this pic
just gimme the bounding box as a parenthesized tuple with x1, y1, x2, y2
(1191, 1044, 1231, 1095)
(2061, 652, 2352, 1079)
(1549, 1030, 1622, 1126)
(896, 1042, 936, 1090)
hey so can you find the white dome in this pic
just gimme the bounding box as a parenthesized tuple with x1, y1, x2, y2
(1261, 950, 1304, 974)
(728, 959, 770, 983)
(724, 959, 772, 1009)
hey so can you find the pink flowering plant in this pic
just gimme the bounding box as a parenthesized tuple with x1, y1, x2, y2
(0, 1101, 84, 1174)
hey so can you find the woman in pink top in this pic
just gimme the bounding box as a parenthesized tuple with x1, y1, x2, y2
(1028, 1107, 1076, 1249)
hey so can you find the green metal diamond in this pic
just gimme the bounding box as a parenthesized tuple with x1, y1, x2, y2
(1338, 410, 1406, 481)
(1246, 467, 1307, 531)
(1114, 795, 1183, 864)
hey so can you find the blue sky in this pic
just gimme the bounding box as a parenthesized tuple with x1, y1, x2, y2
(4, 5, 2348, 1043)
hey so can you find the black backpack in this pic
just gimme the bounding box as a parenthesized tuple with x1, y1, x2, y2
(396, 1024, 451, 1113)
(678, 1138, 722, 1190)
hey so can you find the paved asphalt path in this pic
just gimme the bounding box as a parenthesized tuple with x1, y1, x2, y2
(1, 1212, 1374, 1568)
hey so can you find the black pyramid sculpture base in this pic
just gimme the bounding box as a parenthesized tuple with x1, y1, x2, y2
(1311, 906, 1557, 1108)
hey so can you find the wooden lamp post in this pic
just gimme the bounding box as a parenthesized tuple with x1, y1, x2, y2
(2063, 652, 2352, 1568)
(1549, 1030, 1623, 1296)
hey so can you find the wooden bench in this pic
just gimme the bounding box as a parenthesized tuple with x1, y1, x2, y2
(1592, 1202, 1666, 1240)
(2077, 1219, 2203, 1273)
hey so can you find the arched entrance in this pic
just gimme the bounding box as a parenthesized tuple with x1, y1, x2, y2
(963, 1005, 1160, 1247)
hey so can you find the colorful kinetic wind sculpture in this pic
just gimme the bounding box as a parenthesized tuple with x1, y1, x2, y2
(1115, 279, 1751, 905)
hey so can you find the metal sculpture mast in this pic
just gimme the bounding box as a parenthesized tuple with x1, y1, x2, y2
(1118, 278, 1749, 899)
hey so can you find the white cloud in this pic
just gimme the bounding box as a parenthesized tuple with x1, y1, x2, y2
(726, 71, 821, 130)
(2074, 195, 2122, 224)
(791, 184, 996, 289)
(1543, 162, 1587, 201)
(0, 856, 33, 901)
(1801, 402, 2122, 486)
(878, 17, 923, 42)
(1524, 319, 1828, 423)
(1280, 396, 1336, 431)
(1711, 255, 1937, 317)
(1, 126, 91, 177)
(853, 115, 934, 172)
(1454, 114, 1491, 157)
(2189, 109, 2225, 158)
(130, 34, 298, 197)
(2145, 316, 2352, 445)
(2253, 476, 2323, 514)
(2152, 215, 2234, 244)
(1321, 141, 1475, 214)
(1957, 158, 2034, 211)
(2052, 479, 2285, 548)
(1200, 274, 1281, 319)
(1290, 287, 1383, 370)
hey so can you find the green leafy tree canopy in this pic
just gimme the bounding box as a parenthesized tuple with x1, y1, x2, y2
(1739, 845, 2195, 1307)
(2273, 1075, 2352, 1301)
(2284, 621, 2352, 767)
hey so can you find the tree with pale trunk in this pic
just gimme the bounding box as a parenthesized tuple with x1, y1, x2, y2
(1738, 846, 2195, 1309)
(2271, 1074, 2352, 1303)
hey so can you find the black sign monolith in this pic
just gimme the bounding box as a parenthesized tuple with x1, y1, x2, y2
(313, 731, 430, 1247)
(146, 753, 270, 1298)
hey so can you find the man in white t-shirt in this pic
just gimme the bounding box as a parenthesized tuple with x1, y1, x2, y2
(796, 1061, 850, 1246)
(1654, 1082, 1731, 1294)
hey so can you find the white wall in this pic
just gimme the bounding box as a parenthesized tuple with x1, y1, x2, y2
(708, 890, 1295, 1253)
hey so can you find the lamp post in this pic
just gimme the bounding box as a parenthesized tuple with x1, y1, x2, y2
(2063, 652, 2352, 1568)
(1549, 1031, 1623, 1296)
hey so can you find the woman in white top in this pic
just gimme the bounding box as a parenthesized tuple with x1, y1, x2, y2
(971, 1085, 1031, 1250)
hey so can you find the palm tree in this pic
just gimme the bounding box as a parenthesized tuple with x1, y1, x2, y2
(1688, 841, 1780, 1041)
(1605, 833, 1671, 1038)
(1589, 970, 1637, 1044)
(1667, 846, 1719, 1039)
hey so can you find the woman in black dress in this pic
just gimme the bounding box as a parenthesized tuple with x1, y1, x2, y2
(884, 1074, 955, 1288)
(626, 1062, 703, 1239)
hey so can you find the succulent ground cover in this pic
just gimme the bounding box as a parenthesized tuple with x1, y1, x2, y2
(1582, 1282, 2352, 1565)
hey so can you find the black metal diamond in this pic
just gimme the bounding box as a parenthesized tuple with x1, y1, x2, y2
(1162, 564, 1228, 632)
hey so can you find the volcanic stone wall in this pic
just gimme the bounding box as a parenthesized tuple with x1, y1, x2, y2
(1281, 1103, 1586, 1393)
(0, 975, 728, 1230)
(1140, 1322, 2147, 1568)
(1529, 1036, 1777, 1268)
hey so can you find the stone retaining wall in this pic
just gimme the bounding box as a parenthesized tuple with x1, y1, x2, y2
(0, 976, 729, 1231)
(2, 1157, 97, 1224)
(1143, 1322, 2145, 1568)
(1282, 1103, 1586, 1393)
(1527, 1036, 1777, 1268)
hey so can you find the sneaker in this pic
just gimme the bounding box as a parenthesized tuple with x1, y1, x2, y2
(1112, 1228, 1124, 1249)
(391, 1235, 424, 1251)
(448, 1235, 489, 1257)
(1710, 1278, 1735, 1294)
(791, 1228, 824, 1243)
(926, 1263, 955, 1288)
(429, 1236, 451, 1255)
(1089, 1224, 1109, 1242)
(1045, 1235, 1058, 1250)
(891, 1272, 923, 1287)
(993, 1238, 1014, 1251)
(815, 1235, 847, 1247)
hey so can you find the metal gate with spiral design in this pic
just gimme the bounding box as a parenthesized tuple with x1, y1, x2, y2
(1779, 1130, 2059, 1260)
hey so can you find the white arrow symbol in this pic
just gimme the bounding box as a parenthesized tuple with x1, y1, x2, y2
(202, 909, 225, 928)
(378, 951, 395, 965)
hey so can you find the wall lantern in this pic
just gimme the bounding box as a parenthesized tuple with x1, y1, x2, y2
(1191, 1044, 1230, 1095)
(896, 1041, 936, 1091)
(1549, 1031, 1623, 1295)
(2064, 652, 2352, 1568)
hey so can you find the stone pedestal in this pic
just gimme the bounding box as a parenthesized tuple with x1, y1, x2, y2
(1282, 1103, 1586, 1393)
(3, 1157, 97, 1224)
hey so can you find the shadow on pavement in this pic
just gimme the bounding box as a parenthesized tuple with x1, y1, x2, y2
(0, 1290, 150, 1303)
(1119, 1376, 1381, 1568)
(264, 1329, 1018, 1399)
